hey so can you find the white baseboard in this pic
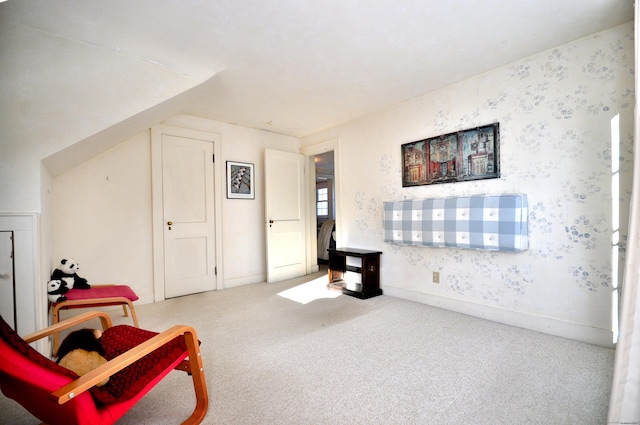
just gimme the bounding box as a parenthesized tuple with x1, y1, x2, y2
(224, 274, 265, 289)
(382, 285, 614, 348)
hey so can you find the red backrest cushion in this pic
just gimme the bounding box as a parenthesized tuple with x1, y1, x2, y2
(0, 314, 77, 379)
(0, 315, 99, 425)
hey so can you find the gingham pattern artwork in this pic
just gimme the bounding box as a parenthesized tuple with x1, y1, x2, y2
(383, 194, 528, 252)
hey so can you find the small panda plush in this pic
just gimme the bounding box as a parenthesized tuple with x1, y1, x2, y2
(51, 258, 91, 290)
(47, 279, 69, 303)
(56, 328, 109, 386)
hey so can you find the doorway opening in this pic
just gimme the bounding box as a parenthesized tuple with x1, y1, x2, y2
(302, 139, 340, 276)
(315, 151, 336, 265)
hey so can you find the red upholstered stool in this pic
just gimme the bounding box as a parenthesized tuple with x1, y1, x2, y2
(51, 285, 139, 352)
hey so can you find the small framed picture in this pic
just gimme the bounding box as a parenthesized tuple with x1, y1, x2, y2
(226, 161, 255, 199)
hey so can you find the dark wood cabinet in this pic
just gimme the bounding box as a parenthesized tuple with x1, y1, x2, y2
(328, 247, 382, 299)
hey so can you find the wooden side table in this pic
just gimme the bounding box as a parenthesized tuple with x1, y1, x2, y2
(328, 247, 382, 299)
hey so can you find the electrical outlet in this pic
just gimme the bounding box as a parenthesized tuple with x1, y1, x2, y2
(432, 271, 440, 284)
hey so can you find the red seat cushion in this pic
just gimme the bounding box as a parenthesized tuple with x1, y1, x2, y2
(89, 325, 187, 404)
(64, 285, 139, 302)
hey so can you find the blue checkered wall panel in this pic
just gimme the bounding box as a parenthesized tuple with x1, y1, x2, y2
(383, 194, 528, 252)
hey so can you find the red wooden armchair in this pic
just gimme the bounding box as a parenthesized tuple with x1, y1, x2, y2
(0, 311, 208, 425)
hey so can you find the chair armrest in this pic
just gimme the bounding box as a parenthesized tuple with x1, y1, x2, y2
(22, 311, 114, 344)
(50, 324, 200, 405)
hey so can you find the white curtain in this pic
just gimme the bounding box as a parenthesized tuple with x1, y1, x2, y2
(317, 219, 335, 261)
(608, 5, 640, 423)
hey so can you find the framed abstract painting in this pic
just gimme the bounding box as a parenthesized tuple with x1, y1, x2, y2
(226, 161, 255, 199)
(401, 123, 500, 187)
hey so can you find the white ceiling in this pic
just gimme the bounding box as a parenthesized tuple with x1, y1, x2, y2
(1, 0, 633, 138)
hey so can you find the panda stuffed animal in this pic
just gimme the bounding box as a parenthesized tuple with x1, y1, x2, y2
(51, 258, 91, 290)
(47, 279, 69, 303)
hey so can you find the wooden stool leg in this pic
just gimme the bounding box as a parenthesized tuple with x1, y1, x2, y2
(126, 301, 140, 327)
(122, 305, 129, 318)
(51, 305, 61, 354)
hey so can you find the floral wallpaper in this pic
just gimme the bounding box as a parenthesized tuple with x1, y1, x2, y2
(307, 23, 634, 339)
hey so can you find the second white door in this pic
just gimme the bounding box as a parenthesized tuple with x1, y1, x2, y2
(265, 149, 307, 283)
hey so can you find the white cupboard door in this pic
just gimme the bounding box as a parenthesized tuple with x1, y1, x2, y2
(0, 232, 14, 329)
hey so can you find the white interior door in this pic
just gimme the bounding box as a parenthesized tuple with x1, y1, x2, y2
(265, 149, 307, 283)
(162, 134, 216, 298)
(0, 232, 14, 329)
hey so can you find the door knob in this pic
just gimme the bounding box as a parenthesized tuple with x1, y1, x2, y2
(167, 221, 173, 226)
(269, 220, 274, 224)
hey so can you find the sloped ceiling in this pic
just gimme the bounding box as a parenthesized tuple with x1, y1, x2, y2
(0, 0, 633, 174)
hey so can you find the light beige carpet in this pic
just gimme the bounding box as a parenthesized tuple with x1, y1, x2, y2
(1, 269, 614, 424)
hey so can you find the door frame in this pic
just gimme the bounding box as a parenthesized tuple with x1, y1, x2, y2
(0, 214, 39, 336)
(151, 124, 224, 301)
(301, 138, 342, 274)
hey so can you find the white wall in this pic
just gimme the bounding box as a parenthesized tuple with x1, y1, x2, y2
(302, 23, 635, 346)
(0, 19, 203, 214)
(163, 115, 300, 287)
(0, 19, 209, 334)
(52, 131, 154, 301)
(39, 164, 53, 329)
(52, 115, 299, 303)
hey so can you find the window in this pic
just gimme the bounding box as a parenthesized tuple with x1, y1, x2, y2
(317, 187, 329, 216)
(316, 181, 332, 219)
